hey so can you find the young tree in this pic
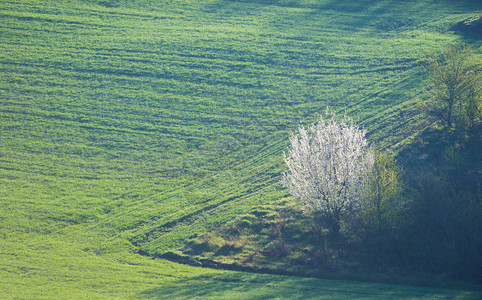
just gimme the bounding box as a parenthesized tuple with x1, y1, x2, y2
(350, 150, 406, 265)
(282, 109, 374, 236)
(362, 150, 403, 235)
(423, 44, 481, 128)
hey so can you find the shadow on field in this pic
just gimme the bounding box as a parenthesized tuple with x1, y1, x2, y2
(137, 272, 480, 299)
(202, 0, 481, 35)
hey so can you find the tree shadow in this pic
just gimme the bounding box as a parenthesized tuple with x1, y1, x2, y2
(137, 271, 481, 299)
(451, 16, 482, 45)
(200, 0, 481, 35)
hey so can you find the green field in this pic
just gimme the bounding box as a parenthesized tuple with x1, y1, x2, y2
(1, 0, 481, 298)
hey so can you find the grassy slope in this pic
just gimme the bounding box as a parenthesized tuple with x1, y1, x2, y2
(1, 0, 481, 298)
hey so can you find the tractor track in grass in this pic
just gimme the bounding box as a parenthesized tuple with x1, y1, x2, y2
(126, 136, 286, 250)
(130, 162, 281, 250)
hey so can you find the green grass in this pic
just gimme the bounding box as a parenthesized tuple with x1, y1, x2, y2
(140, 273, 482, 299)
(1, 0, 481, 298)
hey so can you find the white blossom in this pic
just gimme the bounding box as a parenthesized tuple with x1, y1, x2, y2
(282, 109, 374, 218)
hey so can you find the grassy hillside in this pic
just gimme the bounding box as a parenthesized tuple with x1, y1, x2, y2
(1, 0, 481, 298)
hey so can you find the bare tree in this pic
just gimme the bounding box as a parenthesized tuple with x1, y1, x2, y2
(282, 109, 374, 235)
(423, 45, 481, 128)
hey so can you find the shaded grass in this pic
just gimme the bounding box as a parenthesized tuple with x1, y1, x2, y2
(139, 272, 482, 300)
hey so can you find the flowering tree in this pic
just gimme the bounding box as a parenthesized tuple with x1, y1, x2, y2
(282, 109, 374, 235)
